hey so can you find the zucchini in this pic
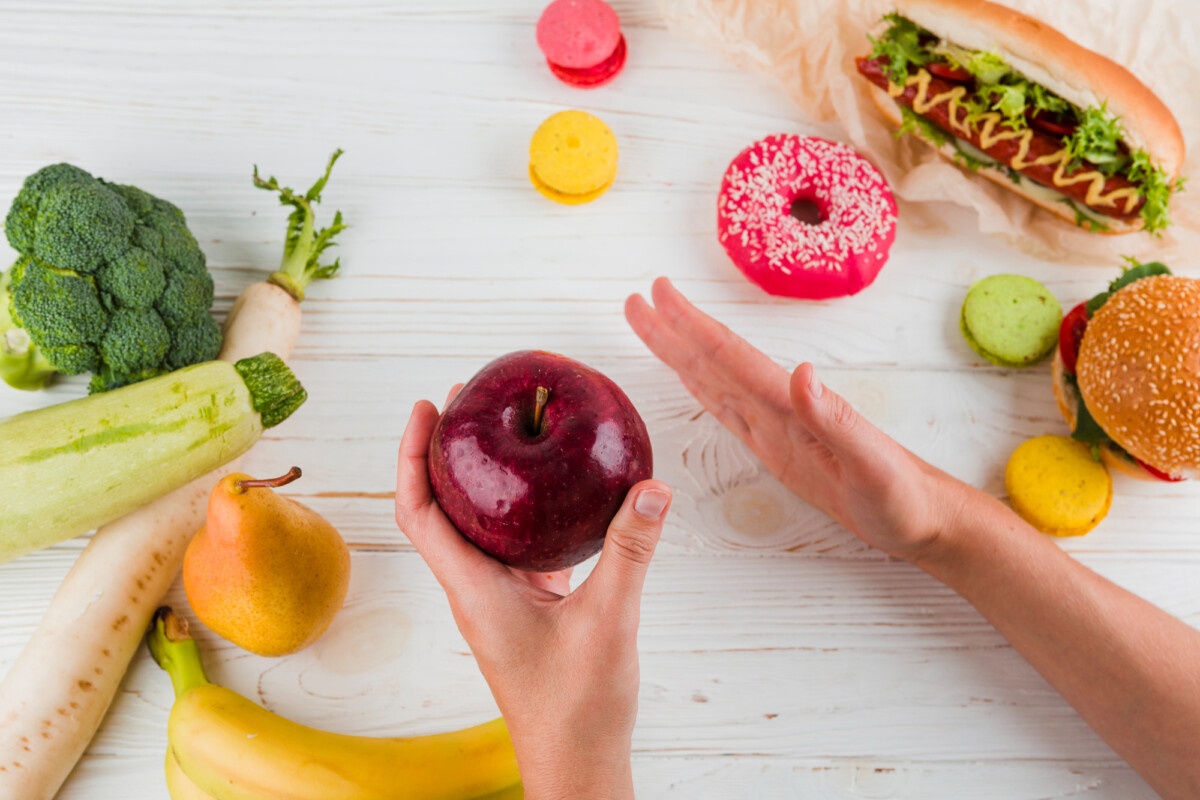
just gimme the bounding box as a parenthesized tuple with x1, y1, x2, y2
(0, 352, 305, 564)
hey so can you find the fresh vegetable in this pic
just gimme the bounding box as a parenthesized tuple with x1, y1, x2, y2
(868, 14, 1184, 233)
(868, 12, 930, 84)
(1084, 258, 1171, 317)
(0, 352, 304, 564)
(0, 151, 344, 800)
(1, 164, 222, 393)
(0, 269, 56, 389)
(253, 148, 346, 302)
(149, 608, 522, 800)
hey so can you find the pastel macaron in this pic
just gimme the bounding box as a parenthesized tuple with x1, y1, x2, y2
(1006, 435, 1113, 537)
(961, 275, 1062, 367)
(536, 0, 627, 88)
(529, 110, 617, 205)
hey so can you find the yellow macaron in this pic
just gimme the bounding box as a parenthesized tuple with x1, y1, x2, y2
(529, 110, 617, 205)
(1005, 435, 1113, 537)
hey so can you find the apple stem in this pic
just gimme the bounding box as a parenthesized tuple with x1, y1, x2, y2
(533, 386, 550, 434)
(235, 466, 303, 493)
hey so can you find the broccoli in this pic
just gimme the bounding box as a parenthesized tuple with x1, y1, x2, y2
(1, 163, 221, 393)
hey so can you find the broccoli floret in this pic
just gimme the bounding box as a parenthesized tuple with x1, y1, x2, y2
(4, 163, 93, 253)
(100, 308, 170, 376)
(0, 268, 57, 390)
(40, 343, 101, 376)
(166, 317, 223, 371)
(10, 256, 107, 347)
(1, 163, 222, 392)
(98, 247, 166, 310)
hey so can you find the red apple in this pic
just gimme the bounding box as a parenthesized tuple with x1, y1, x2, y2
(428, 351, 653, 572)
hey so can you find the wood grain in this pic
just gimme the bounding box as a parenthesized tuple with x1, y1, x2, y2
(0, 0, 1196, 797)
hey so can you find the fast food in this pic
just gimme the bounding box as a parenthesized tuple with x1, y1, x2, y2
(1053, 261, 1200, 481)
(855, 0, 1185, 234)
(716, 134, 897, 299)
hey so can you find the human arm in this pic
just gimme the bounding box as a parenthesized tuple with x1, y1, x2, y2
(395, 393, 673, 800)
(625, 277, 1200, 799)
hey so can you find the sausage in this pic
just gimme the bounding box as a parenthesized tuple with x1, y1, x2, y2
(855, 56, 1143, 220)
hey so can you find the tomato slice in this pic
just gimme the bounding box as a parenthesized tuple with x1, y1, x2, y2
(1059, 302, 1089, 374)
(1133, 457, 1186, 482)
(1028, 110, 1077, 137)
(928, 62, 972, 82)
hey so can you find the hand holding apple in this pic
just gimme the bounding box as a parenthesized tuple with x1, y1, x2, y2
(428, 351, 653, 572)
(396, 396, 672, 800)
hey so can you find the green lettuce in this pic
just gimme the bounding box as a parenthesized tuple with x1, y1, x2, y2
(897, 105, 949, 146)
(868, 13, 930, 84)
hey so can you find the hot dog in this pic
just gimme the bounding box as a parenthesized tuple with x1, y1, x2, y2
(857, 0, 1185, 235)
(856, 56, 1144, 222)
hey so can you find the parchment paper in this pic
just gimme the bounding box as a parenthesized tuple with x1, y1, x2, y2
(657, 0, 1200, 263)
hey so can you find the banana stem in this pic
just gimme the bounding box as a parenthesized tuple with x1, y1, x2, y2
(148, 607, 211, 699)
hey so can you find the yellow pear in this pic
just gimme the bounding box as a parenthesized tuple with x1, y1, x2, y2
(184, 467, 350, 657)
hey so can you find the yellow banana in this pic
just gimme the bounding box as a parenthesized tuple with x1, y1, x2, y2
(165, 748, 217, 800)
(149, 608, 523, 800)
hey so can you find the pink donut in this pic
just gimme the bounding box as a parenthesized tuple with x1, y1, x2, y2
(717, 134, 898, 299)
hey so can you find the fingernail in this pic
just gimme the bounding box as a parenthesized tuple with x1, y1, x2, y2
(809, 370, 823, 399)
(633, 488, 670, 520)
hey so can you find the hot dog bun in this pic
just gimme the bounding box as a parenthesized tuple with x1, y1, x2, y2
(894, 0, 1185, 178)
(867, 85, 1141, 235)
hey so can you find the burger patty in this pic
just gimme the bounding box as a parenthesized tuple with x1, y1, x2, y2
(855, 56, 1144, 221)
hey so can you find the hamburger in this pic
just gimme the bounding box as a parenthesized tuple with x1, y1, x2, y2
(854, 0, 1185, 235)
(1053, 261, 1200, 481)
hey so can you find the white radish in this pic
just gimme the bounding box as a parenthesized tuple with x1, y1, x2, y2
(0, 150, 343, 800)
(0, 283, 300, 800)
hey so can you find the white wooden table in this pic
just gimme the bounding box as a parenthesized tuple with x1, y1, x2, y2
(1, 2, 1197, 797)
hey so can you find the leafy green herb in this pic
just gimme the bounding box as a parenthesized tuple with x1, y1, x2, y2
(965, 51, 1009, 85)
(869, 13, 931, 84)
(1030, 83, 1072, 118)
(1085, 258, 1172, 315)
(1069, 392, 1111, 450)
(1126, 150, 1182, 235)
(897, 105, 949, 147)
(1064, 103, 1127, 174)
(1059, 198, 1111, 233)
(988, 83, 1029, 129)
(952, 148, 985, 172)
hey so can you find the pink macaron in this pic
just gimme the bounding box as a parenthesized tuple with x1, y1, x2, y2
(537, 0, 627, 88)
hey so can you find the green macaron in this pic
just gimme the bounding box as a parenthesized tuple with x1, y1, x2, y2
(960, 275, 1062, 368)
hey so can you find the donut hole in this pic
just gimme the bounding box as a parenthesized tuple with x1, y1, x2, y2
(789, 197, 825, 226)
(565, 135, 582, 149)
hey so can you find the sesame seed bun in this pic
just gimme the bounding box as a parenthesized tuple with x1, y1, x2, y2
(1071, 275, 1200, 480)
(1051, 349, 1160, 481)
(893, 0, 1185, 179)
(867, 86, 1142, 234)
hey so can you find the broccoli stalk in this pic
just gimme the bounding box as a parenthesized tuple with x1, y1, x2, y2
(0, 269, 56, 390)
(253, 149, 347, 302)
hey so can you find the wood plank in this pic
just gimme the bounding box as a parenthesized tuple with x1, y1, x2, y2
(3, 552, 1196, 767)
(0, 0, 1196, 796)
(49, 753, 1159, 799)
